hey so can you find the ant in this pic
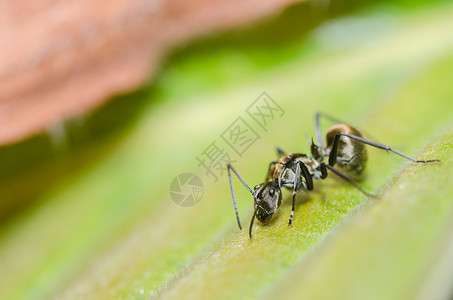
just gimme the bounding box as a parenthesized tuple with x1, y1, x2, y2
(227, 112, 440, 239)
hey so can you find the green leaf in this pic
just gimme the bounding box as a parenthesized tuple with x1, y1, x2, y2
(268, 131, 453, 300)
(1, 2, 453, 300)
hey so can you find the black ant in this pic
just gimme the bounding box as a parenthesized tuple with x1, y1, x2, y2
(227, 112, 440, 239)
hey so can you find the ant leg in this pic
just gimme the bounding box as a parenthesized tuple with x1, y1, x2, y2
(288, 161, 302, 226)
(314, 112, 346, 148)
(276, 146, 286, 156)
(227, 163, 254, 230)
(328, 132, 440, 167)
(320, 163, 375, 198)
(288, 161, 313, 225)
(314, 112, 324, 148)
(301, 162, 314, 191)
(265, 160, 276, 181)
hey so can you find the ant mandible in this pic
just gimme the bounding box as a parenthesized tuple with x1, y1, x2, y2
(227, 112, 440, 239)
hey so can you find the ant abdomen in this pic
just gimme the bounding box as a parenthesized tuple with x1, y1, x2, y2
(325, 124, 368, 178)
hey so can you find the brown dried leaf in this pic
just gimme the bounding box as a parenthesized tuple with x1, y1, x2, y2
(0, 0, 302, 145)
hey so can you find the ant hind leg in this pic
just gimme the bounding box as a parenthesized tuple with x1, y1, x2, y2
(320, 162, 375, 198)
(314, 112, 347, 148)
(328, 132, 440, 167)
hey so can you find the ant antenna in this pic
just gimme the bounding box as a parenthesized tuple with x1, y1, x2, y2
(249, 208, 257, 239)
(227, 164, 254, 230)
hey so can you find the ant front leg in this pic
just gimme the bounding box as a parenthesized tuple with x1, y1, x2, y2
(265, 160, 277, 181)
(276, 146, 286, 156)
(227, 163, 255, 230)
(328, 132, 440, 167)
(288, 161, 313, 226)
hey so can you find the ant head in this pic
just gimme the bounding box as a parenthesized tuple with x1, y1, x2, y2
(253, 181, 282, 224)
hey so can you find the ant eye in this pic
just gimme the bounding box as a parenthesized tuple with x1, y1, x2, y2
(269, 188, 275, 196)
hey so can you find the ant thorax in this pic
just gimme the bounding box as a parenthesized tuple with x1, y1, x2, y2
(268, 153, 320, 189)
